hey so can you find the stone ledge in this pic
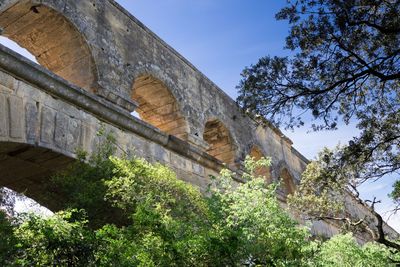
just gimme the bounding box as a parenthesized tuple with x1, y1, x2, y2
(95, 83, 138, 113)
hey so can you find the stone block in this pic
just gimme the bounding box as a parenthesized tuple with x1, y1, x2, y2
(80, 122, 95, 154)
(0, 70, 15, 90)
(129, 134, 146, 157)
(170, 152, 188, 170)
(25, 102, 38, 142)
(192, 162, 204, 176)
(66, 117, 81, 152)
(152, 143, 170, 163)
(40, 106, 56, 144)
(8, 96, 23, 139)
(0, 94, 8, 137)
(55, 112, 69, 149)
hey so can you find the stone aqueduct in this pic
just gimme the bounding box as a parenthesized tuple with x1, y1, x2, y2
(0, 0, 395, 239)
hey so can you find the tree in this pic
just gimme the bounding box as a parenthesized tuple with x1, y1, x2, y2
(237, 0, 400, 251)
(315, 233, 398, 267)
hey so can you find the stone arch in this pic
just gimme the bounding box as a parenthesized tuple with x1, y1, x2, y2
(249, 146, 271, 182)
(0, 1, 97, 92)
(203, 118, 237, 166)
(0, 141, 74, 211)
(279, 167, 296, 199)
(131, 74, 189, 141)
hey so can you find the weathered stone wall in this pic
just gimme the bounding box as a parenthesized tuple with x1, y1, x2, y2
(0, 0, 397, 241)
(0, 47, 222, 205)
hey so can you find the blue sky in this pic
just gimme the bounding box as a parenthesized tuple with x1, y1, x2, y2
(1, 0, 398, 231)
(118, 0, 290, 97)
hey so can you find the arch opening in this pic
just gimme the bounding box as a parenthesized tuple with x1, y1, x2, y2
(0, 142, 74, 211)
(132, 74, 189, 141)
(279, 168, 296, 200)
(203, 119, 236, 166)
(249, 146, 271, 182)
(0, 1, 96, 92)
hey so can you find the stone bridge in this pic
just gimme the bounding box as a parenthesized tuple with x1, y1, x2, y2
(0, 0, 396, 240)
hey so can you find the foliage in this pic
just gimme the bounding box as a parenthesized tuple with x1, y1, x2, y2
(3, 209, 97, 267)
(206, 157, 314, 266)
(2, 143, 399, 265)
(95, 155, 313, 266)
(390, 180, 400, 210)
(98, 156, 211, 266)
(315, 233, 399, 267)
(288, 147, 400, 251)
(0, 210, 16, 266)
(236, 0, 400, 250)
(0, 146, 318, 266)
(288, 147, 356, 219)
